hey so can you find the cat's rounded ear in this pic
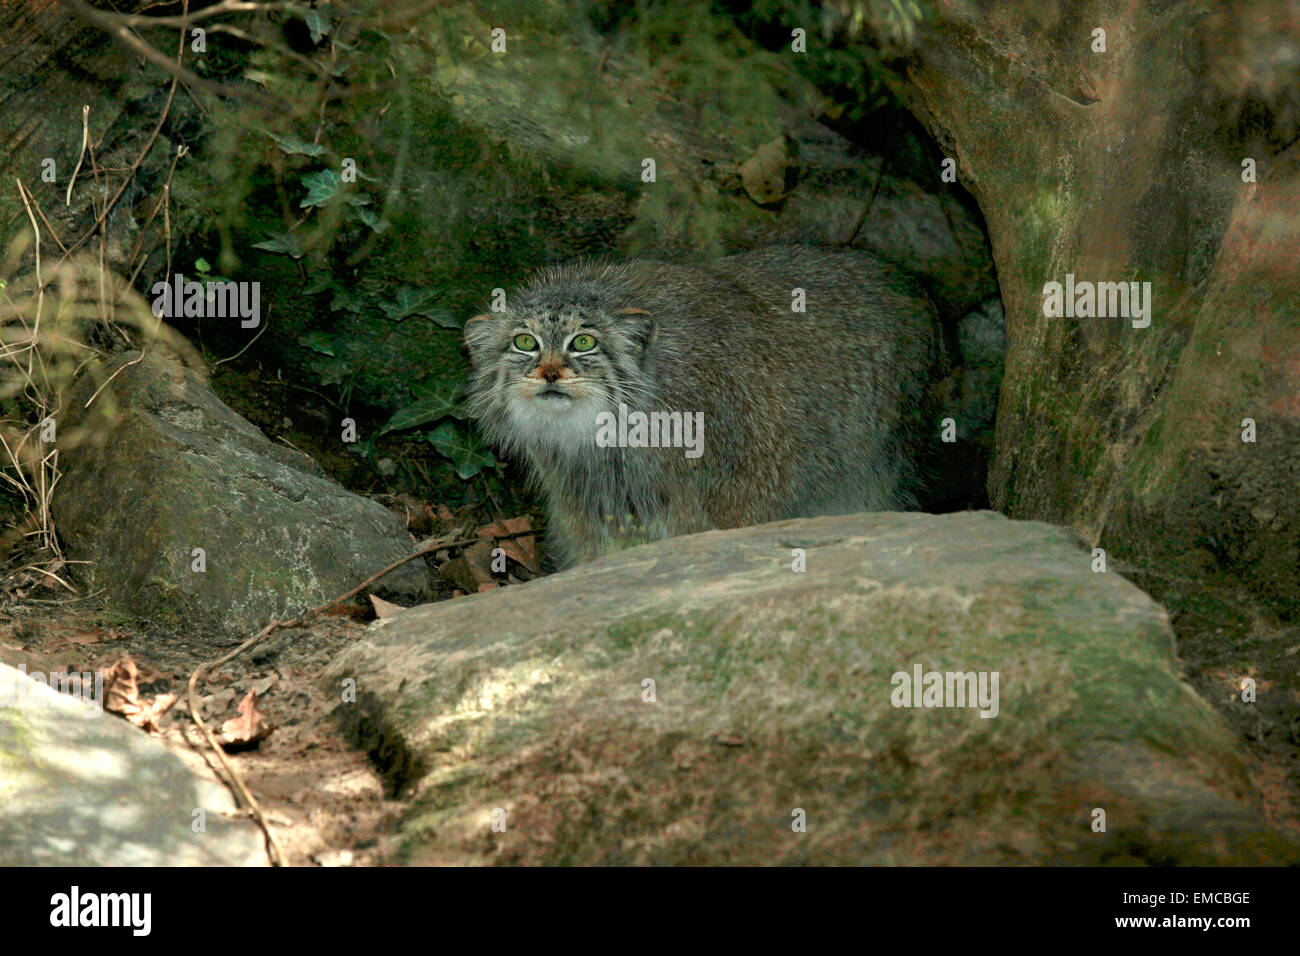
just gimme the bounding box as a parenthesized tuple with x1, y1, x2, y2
(464, 313, 495, 351)
(615, 307, 657, 352)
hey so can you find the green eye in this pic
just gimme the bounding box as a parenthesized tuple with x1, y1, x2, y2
(512, 333, 538, 351)
(571, 333, 597, 352)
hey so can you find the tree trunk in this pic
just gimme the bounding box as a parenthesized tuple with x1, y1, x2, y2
(896, 0, 1299, 615)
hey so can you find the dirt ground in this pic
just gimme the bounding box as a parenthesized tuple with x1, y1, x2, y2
(0, 587, 404, 866)
(1125, 565, 1300, 846)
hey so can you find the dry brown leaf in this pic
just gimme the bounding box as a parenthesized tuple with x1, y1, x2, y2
(63, 629, 103, 646)
(477, 515, 539, 574)
(131, 692, 179, 734)
(368, 594, 405, 619)
(131, 659, 168, 684)
(217, 690, 274, 750)
(36, 558, 67, 589)
(439, 540, 496, 592)
(99, 656, 142, 719)
(738, 136, 790, 205)
(322, 600, 368, 619)
(436, 503, 456, 531)
(250, 675, 277, 696)
(204, 687, 237, 715)
(97, 656, 176, 732)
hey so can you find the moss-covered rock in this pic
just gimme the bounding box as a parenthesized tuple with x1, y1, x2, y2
(326, 510, 1294, 864)
(54, 352, 429, 638)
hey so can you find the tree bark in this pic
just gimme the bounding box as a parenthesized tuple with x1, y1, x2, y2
(896, 0, 1299, 615)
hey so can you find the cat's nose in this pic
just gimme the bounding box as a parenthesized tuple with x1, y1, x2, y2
(538, 361, 564, 383)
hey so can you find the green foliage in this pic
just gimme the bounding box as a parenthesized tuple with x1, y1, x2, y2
(265, 131, 327, 158)
(379, 287, 459, 326)
(718, 0, 928, 133)
(375, 380, 498, 481)
(426, 421, 497, 480)
(302, 7, 334, 45)
(250, 232, 304, 257)
(380, 381, 466, 434)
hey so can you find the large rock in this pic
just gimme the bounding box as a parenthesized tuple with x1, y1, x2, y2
(327, 511, 1294, 865)
(55, 352, 429, 637)
(0, 663, 266, 865)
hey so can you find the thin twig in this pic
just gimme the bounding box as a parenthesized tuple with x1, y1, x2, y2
(182, 531, 455, 866)
(15, 181, 43, 299)
(211, 308, 271, 367)
(123, 145, 188, 292)
(66, 105, 91, 206)
(14, 564, 76, 592)
(62, 0, 237, 103)
(843, 125, 902, 247)
(115, 0, 308, 27)
(80, 351, 146, 409)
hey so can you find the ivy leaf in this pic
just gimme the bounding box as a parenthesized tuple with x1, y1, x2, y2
(427, 422, 495, 480)
(422, 308, 462, 329)
(379, 286, 442, 321)
(301, 168, 370, 208)
(267, 131, 327, 157)
(330, 287, 365, 313)
(299, 331, 338, 357)
(302, 271, 335, 295)
(314, 356, 351, 387)
(251, 232, 304, 258)
(302, 8, 333, 44)
(346, 434, 379, 459)
(300, 168, 342, 208)
(381, 383, 464, 435)
(356, 207, 390, 233)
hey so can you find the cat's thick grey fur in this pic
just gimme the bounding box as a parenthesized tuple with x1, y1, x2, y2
(465, 245, 942, 566)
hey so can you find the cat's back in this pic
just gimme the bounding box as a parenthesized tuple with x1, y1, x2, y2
(613, 245, 931, 340)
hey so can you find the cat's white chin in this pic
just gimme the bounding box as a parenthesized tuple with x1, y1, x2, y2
(506, 393, 605, 456)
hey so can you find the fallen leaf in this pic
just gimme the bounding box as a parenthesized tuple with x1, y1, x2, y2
(477, 516, 539, 574)
(135, 692, 180, 733)
(322, 600, 368, 619)
(99, 657, 143, 719)
(738, 136, 791, 205)
(97, 657, 174, 732)
(204, 687, 237, 715)
(369, 594, 405, 619)
(250, 675, 277, 696)
(217, 690, 274, 750)
(35, 558, 67, 590)
(439, 541, 496, 592)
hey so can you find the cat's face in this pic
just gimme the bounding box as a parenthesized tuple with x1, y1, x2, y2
(464, 300, 655, 456)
